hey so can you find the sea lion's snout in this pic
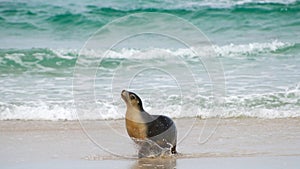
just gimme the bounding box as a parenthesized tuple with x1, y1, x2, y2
(121, 90, 129, 101)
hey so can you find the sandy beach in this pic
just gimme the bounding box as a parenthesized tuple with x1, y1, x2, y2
(1, 118, 300, 168)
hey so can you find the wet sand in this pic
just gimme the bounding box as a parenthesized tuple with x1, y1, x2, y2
(1, 118, 300, 168)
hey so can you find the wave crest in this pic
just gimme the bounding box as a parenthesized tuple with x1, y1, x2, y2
(0, 40, 295, 74)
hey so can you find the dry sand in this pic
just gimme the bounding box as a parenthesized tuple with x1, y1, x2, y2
(1, 118, 300, 168)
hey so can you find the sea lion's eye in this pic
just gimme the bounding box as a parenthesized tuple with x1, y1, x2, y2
(130, 95, 136, 100)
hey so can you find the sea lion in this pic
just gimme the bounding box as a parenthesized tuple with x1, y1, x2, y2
(121, 90, 177, 157)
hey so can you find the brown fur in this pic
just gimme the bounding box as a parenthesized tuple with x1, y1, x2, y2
(125, 119, 147, 139)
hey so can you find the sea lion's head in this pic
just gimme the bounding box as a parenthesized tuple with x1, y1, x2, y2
(121, 90, 144, 111)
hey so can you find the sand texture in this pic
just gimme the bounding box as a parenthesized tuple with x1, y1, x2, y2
(1, 118, 300, 168)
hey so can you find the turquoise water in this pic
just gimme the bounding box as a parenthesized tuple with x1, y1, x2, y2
(0, 0, 299, 120)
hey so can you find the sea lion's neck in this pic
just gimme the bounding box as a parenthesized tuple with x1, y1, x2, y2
(125, 107, 150, 123)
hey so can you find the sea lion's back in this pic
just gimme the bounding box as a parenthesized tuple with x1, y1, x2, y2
(146, 115, 177, 148)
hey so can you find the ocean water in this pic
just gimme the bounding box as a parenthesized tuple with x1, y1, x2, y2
(0, 0, 299, 120)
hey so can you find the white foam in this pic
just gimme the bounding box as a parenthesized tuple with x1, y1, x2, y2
(72, 40, 293, 60)
(0, 101, 77, 121)
(154, 0, 297, 10)
(1, 104, 299, 121)
(214, 40, 293, 57)
(1, 87, 299, 121)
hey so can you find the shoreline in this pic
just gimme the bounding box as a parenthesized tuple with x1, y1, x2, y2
(1, 118, 300, 168)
